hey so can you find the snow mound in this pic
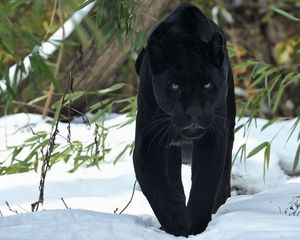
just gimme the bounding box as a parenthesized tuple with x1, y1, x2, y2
(1, 180, 300, 240)
(0, 209, 173, 240)
(207, 180, 300, 240)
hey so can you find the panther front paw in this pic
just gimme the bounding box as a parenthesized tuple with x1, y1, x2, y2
(162, 219, 191, 237)
(160, 203, 191, 237)
(189, 219, 209, 235)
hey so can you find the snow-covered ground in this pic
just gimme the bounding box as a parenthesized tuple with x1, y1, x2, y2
(0, 113, 299, 240)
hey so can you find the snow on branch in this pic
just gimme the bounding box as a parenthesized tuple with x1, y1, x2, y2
(0, 1, 95, 98)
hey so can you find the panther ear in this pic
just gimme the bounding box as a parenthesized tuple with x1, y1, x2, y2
(147, 38, 165, 63)
(208, 31, 225, 67)
(147, 38, 167, 74)
(135, 48, 145, 75)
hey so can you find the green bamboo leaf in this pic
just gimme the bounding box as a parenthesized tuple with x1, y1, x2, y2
(53, 97, 63, 125)
(80, 0, 94, 8)
(33, 153, 39, 172)
(117, 116, 135, 128)
(269, 5, 300, 21)
(247, 141, 269, 158)
(263, 143, 271, 181)
(98, 83, 125, 94)
(261, 118, 279, 131)
(269, 73, 282, 92)
(23, 149, 37, 163)
(239, 98, 252, 119)
(115, 96, 136, 104)
(83, 16, 106, 48)
(233, 143, 246, 165)
(264, 143, 271, 169)
(284, 73, 300, 86)
(64, 91, 85, 105)
(113, 144, 130, 164)
(11, 147, 22, 163)
(91, 109, 107, 122)
(272, 87, 284, 113)
(90, 102, 104, 112)
(252, 65, 269, 78)
(234, 60, 258, 69)
(24, 132, 47, 142)
(286, 117, 300, 144)
(251, 66, 280, 87)
(293, 144, 300, 172)
(133, 30, 145, 50)
(74, 25, 90, 47)
(28, 95, 48, 105)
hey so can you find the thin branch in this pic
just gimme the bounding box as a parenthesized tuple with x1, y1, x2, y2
(5, 201, 18, 214)
(60, 198, 70, 209)
(29, 127, 45, 160)
(31, 94, 66, 212)
(118, 180, 137, 214)
(56, 133, 81, 152)
(67, 72, 74, 143)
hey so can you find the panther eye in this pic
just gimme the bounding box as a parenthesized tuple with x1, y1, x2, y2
(203, 82, 212, 90)
(170, 83, 180, 91)
(155, 64, 169, 73)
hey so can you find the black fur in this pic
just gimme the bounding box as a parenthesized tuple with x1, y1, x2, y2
(133, 3, 236, 237)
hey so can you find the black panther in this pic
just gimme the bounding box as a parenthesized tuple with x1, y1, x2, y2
(133, 2, 235, 237)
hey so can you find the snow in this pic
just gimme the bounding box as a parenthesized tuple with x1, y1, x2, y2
(0, 113, 299, 239)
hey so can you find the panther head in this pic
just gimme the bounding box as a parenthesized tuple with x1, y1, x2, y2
(136, 30, 228, 141)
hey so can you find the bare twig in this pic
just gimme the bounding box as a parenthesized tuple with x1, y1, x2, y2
(5, 201, 18, 214)
(60, 198, 70, 209)
(67, 72, 74, 143)
(0, 210, 3, 216)
(56, 133, 80, 151)
(118, 180, 137, 214)
(29, 127, 46, 159)
(94, 124, 101, 156)
(31, 94, 65, 212)
(69, 107, 91, 127)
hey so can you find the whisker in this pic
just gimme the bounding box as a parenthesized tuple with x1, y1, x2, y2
(212, 121, 226, 139)
(214, 114, 226, 121)
(142, 118, 170, 138)
(166, 124, 175, 146)
(156, 122, 173, 154)
(170, 124, 179, 145)
(213, 118, 225, 128)
(146, 121, 171, 154)
(209, 125, 217, 138)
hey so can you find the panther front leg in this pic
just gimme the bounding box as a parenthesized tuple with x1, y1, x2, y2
(188, 131, 227, 235)
(133, 145, 191, 236)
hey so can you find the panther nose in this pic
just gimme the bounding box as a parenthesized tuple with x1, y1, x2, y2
(185, 108, 203, 121)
